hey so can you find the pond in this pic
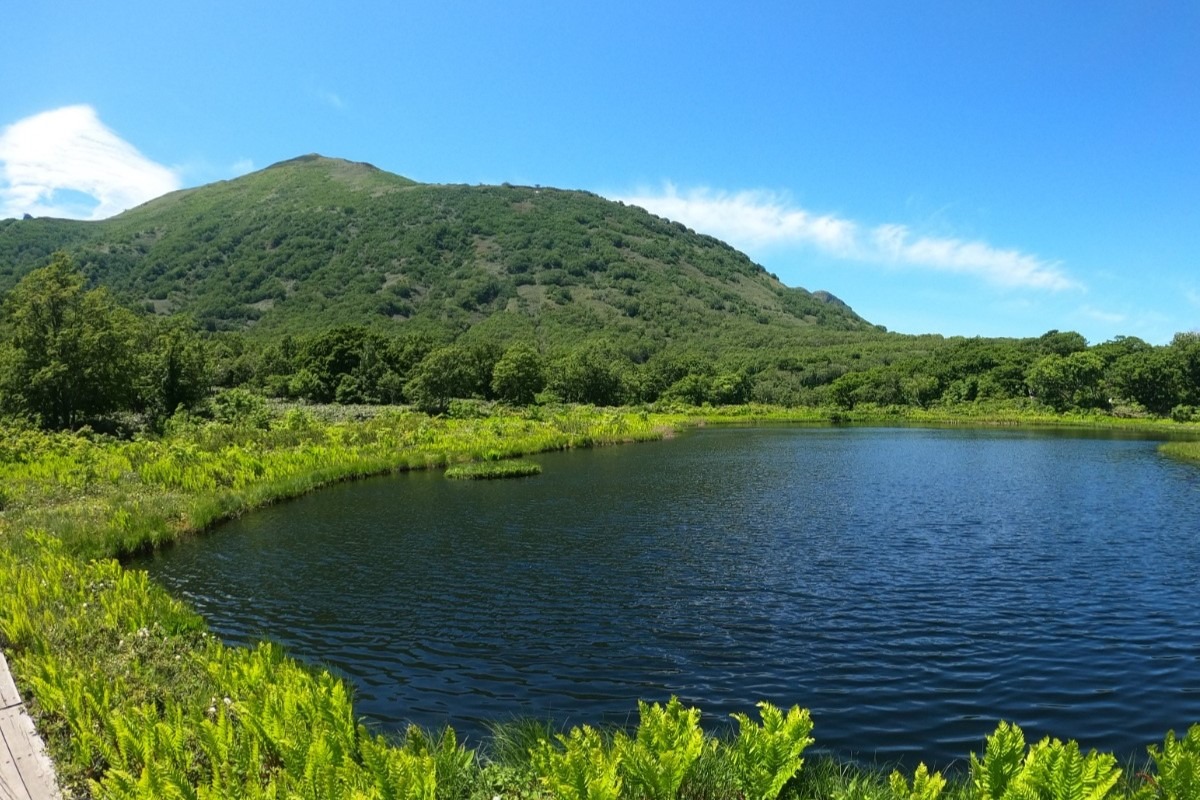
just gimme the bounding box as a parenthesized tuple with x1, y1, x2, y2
(132, 426, 1200, 766)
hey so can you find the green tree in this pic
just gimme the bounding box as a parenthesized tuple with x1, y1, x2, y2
(0, 253, 140, 428)
(1036, 329, 1088, 356)
(292, 325, 413, 404)
(548, 344, 628, 406)
(257, 334, 300, 383)
(138, 318, 210, 420)
(663, 373, 711, 405)
(1090, 335, 1151, 368)
(1171, 331, 1200, 405)
(463, 342, 503, 399)
(637, 352, 710, 403)
(710, 371, 753, 405)
(207, 333, 256, 388)
(491, 344, 545, 404)
(1107, 349, 1185, 415)
(829, 371, 871, 410)
(901, 372, 941, 408)
(1026, 351, 1105, 411)
(298, 325, 377, 402)
(404, 345, 477, 414)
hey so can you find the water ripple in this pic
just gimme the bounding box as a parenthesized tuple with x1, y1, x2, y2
(135, 427, 1200, 767)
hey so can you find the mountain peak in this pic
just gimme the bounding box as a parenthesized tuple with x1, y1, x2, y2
(266, 153, 382, 173)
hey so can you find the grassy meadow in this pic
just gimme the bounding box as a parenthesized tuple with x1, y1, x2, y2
(1, 403, 1199, 799)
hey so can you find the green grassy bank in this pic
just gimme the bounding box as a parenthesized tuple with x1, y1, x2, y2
(1159, 440, 1200, 463)
(2, 404, 1199, 799)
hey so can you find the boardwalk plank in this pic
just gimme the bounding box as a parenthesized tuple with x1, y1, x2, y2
(0, 660, 18, 711)
(0, 652, 59, 800)
(1, 707, 34, 800)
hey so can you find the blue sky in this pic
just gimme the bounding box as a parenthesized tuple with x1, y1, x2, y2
(2, 2, 1197, 344)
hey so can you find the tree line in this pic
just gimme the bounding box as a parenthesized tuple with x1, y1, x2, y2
(3, 254, 1199, 429)
(0, 253, 207, 429)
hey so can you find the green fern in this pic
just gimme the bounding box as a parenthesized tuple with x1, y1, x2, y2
(1019, 736, 1121, 800)
(358, 737, 437, 800)
(1146, 725, 1200, 800)
(888, 762, 946, 800)
(971, 722, 1028, 799)
(728, 702, 814, 800)
(970, 723, 1121, 800)
(531, 724, 622, 800)
(617, 696, 706, 800)
(402, 725, 476, 799)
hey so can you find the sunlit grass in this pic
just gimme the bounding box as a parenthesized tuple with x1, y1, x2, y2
(445, 459, 542, 480)
(1160, 440, 1200, 462)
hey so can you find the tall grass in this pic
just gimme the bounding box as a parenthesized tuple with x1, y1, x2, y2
(444, 459, 542, 479)
(1160, 440, 1200, 462)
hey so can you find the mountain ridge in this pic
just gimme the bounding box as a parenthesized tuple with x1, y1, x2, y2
(0, 155, 874, 353)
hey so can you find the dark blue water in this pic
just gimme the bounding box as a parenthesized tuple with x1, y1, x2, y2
(133, 426, 1200, 766)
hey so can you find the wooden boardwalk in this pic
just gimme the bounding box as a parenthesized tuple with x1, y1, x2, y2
(0, 650, 60, 800)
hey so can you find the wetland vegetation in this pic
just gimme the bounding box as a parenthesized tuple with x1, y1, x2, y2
(444, 458, 542, 480)
(3, 405, 1200, 799)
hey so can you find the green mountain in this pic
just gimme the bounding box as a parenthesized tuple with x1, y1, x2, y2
(6, 156, 1194, 418)
(0, 154, 874, 351)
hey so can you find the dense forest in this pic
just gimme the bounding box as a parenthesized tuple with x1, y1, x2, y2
(1, 156, 1199, 429)
(3, 251, 1199, 430)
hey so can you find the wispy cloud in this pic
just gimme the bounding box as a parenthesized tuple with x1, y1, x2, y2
(0, 105, 180, 220)
(1076, 305, 1127, 324)
(230, 158, 256, 176)
(617, 185, 858, 255)
(615, 184, 1078, 292)
(316, 89, 345, 109)
(869, 223, 1075, 290)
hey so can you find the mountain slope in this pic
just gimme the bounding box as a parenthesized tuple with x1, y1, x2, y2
(0, 155, 873, 350)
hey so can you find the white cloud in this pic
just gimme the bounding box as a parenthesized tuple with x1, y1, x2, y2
(618, 185, 858, 255)
(231, 158, 256, 176)
(0, 105, 180, 220)
(614, 184, 1078, 293)
(869, 223, 1077, 291)
(1076, 305, 1127, 324)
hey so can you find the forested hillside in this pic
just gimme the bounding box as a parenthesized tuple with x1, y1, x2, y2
(0, 154, 868, 344)
(1, 155, 1199, 425)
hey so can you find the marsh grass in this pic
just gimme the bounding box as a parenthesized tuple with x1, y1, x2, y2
(445, 459, 542, 479)
(674, 401, 1200, 432)
(486, 719, 560, 767)
(1160, 439, 1200, 462)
